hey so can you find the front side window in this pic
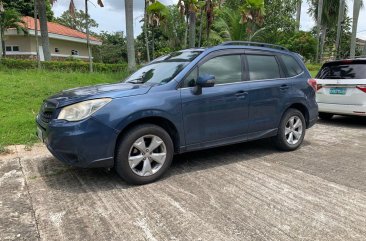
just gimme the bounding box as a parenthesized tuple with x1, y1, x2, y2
(199, 55, 242, 85)
(247, 55, 281, 80)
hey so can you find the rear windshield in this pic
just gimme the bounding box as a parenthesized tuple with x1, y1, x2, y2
(316, 61, 366, 79)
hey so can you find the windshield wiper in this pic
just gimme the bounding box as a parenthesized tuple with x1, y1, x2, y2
(126, 78, 145, 84)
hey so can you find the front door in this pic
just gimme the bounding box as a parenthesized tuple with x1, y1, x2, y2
(180, 53, 250, 148)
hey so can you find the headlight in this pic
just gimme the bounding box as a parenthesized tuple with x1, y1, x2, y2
(58, 98, 112, 122)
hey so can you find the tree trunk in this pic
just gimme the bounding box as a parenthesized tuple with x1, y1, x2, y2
(184, 16, 188, 48)
(315, 0, 323, 63)
(37, 0, 51, 61)
(125, 0, 136, 71)
(350, 0, 361, 58)
(1, 32, 5, 57)
(198, 7, 204, 47)
(319, 26, 327, 61)
(295, 0, 302, 32)
(144, 0, 150, 62)
(188, 11, 196, 48)
(85, 0, 93, 72)
(335, 0, 345, 59)
(0, 28, 3, 58)
(151, 26, 155, 59)
(34, 0, 41, 68)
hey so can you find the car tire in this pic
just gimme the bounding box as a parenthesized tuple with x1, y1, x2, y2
(115, 124, 174, 185)
(273, 108, 306, 151)
(318, 112, 334, 120)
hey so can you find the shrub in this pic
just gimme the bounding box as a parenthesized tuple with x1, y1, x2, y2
(0, 58, 128, 73)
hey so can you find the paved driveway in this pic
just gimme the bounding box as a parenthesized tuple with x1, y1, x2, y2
(1, 116, 366, 241)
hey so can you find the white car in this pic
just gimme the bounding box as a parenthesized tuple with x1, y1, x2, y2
(315, 59, 366, 119)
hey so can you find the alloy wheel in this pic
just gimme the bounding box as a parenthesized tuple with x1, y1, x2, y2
(285, 116, 303, 145)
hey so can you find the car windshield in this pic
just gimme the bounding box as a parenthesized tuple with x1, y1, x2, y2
(125, 50, 202, 85)
(316, 60, 366, 79)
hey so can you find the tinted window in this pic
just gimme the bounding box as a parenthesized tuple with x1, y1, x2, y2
(317, 61, 366, 79)
(247, 55, 281, 80)
(199, 55, 242, 84)
(282, 55, 303, 76)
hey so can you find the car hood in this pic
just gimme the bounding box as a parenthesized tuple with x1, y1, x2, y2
(47, 82, 152, 108)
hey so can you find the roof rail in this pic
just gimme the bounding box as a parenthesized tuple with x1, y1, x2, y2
(219, 41, 289, 51)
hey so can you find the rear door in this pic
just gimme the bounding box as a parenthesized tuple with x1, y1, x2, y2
(316, 60, 366, 105)
(243, 51, 290, 133)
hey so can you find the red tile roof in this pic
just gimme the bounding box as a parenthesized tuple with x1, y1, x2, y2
(22, 16, 101, 43)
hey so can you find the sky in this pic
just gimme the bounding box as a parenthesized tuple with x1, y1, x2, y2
(52, 0, 366, 40)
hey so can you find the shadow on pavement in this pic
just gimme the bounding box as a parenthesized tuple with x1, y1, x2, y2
(317, 115, 366, 129)
(37, 138, 291, 192)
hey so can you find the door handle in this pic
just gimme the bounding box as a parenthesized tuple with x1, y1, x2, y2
(280, 84, 290, 91)
(235, 91, 248, 98)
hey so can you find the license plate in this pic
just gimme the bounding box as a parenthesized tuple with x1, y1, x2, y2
(37, 127, 44, 142)
(329, 88, 346, 95)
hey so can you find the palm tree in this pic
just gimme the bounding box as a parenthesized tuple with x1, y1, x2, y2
(0, 9, 27, 57)
(125, 0, 136, 70)
(144, 0, 151, 62)
(147, 1, 168, 59)
(295, 0, 302, 31)
(350, 0, 363, 58)
(37, 0, 51, 61)
(335, 0, 345, 59)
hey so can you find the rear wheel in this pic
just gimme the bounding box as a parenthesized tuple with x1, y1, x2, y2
(319, 112, 334, 120)
(273, 108, 306, 151)
(115, 124, 174, 185)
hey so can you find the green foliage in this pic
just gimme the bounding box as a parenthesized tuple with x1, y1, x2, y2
(0, 58, 128, 73)
(92, 31, 127, 64)
(279, 31, 317, 61)
(55, 10, 98, 33)
(2, 0, 54, 20)
(0, 9, 27, 34)
(0, 69, 128, 145)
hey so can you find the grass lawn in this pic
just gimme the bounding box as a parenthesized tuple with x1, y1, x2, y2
(0, 69, 128, 146)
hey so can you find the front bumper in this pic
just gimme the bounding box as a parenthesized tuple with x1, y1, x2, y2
(318, 103, 366, 116)
(36, 116, 118, 168)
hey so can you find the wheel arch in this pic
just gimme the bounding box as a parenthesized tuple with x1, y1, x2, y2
(286, 103, 310, 127)
(114, 116, 181, 158)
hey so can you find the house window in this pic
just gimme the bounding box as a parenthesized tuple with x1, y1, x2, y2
(55, 48, 60, 53)
(71, 50, 79, 56)
(6, 46, 20, 52)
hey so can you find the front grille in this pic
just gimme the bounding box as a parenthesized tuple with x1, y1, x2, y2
(40, 111, 53, 123)
(39, 101, 57, 124)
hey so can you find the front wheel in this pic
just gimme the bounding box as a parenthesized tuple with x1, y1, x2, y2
(273, 108, 306, 151)
(115, 124, 174, 185)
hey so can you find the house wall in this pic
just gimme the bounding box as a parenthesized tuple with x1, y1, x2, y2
(6, 35, 92, 60)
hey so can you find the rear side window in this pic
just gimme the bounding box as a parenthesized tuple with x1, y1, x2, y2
(247, 55, 281, 80)
(282, 55, 303, 77)
(317, 61, 366, 79)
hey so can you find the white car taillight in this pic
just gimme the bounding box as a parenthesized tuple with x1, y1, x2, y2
(356, 85, 366, 93)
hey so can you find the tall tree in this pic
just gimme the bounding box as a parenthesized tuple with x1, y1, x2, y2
(125, 0, 136, 70)
(144, 0, 151, 62)
(0, 9, 27, 57)
(147, 1, 169, 58)
(350, 0, 363, 58)
(335, 0, 345, 58)
(2, 0, 53, 20)
(37, 0, 51, 61)
(55, 9, 98, 32)
(295, 0, 302, 31)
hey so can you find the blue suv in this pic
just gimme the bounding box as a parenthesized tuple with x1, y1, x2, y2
(36, 42, 318, 184)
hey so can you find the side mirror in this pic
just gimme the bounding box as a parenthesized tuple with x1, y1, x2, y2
(197, 74, 215, 88)
(192, 74, 215, 95)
